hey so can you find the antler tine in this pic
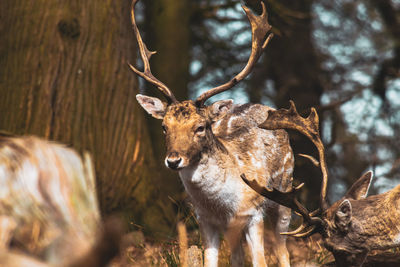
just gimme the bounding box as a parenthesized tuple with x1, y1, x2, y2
(281, 223, 308, 236)
(289, 225, 318, 238)
(195, 2, 273, 107)
(241, 174, 324, 237)
(259, 100, 329, 211)
(241, 174, 320, 223)
(298, 153, 320, 167)
(128, 0, 177, 104)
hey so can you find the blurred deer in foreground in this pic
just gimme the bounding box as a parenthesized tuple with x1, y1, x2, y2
(0, 135, 122, 266)
(242, 101, 400, 267)
(130, 0, 294, 266)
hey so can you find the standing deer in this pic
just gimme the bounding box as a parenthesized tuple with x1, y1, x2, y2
(242, 101, 400, 267)
(130, 0, 294, 266)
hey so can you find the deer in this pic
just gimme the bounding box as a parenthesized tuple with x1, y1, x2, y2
(241, 101, 400, 267)
(0, 134, 123, 267)
(130, 0, 294, 266)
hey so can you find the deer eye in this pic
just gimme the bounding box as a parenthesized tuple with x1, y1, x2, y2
(195, 125, 205, 134)
(162, 125, 167, 134)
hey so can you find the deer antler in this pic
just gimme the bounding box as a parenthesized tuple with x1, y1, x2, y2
(241, 101, 328, 237)
(241, 174, 323, 237)
(260, 100, 329, 211)
(128, 0, 177, 104)
(195, 2, 273, 107)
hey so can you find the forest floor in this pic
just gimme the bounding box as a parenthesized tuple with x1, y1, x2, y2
(110, 225, 400, 267)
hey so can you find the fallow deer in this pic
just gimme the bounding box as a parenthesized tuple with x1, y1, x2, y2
(130, 0, 294, 266)
(242, 101, 400, 267)
(0, 135, 122, 266)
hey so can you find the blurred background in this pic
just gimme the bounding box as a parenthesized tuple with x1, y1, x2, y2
(0, 0, 399, 240)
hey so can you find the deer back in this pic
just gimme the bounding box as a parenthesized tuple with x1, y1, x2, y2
(212, 103, 293, 189)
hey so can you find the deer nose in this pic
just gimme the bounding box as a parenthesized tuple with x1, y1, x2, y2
(165, 153, 182, 170)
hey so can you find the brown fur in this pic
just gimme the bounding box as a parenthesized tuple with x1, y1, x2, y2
(321, 172, 400, 267)
(137, 95, 294, 267)
(240, 102, 400, 267)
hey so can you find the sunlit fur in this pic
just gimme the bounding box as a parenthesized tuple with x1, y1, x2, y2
(162, 101, 209, 169)
(137, 95, 294, 267)
(321, 172, 400, 267)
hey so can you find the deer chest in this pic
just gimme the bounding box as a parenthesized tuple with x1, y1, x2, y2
(178, 161, 245, 225)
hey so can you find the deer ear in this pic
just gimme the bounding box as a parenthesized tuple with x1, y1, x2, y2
(136, 94, 167, 120)
(209, 99, 234, 119)
(335, 199, 352, 231)
(344, 171, 373, 200)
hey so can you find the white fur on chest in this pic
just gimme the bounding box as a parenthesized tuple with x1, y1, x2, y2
(179, 157, 243, 226)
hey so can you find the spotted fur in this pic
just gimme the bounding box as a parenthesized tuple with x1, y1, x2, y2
(137, 95, 294, 267)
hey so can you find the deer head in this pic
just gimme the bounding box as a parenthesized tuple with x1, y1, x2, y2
(130, 0, 273, 170)
(241, 101, 400, 267)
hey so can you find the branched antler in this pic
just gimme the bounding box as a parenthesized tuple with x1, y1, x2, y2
(241, 100, 328, 237)
(259, 100, 328, 211)
(195, 2, 273, 107)
(241, 174, 323, 237)
(128, 0, 177, 104)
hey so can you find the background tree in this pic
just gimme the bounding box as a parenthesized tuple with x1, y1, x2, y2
(0, 0, 177, 236)
(185, 0, 400, 204)
(140, 1, 193, 217)
(1, 0, 399, 241)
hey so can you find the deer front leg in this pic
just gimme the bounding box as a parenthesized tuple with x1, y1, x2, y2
(275, 206, 291, 267)
(199, 221, 220, 267)
(245, 214, 267, 267)
(269, 205, 291, 267)
(225, 221, 245, 267)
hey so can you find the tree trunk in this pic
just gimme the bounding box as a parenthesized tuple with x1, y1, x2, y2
(142, 0, 192, 204)
(0, 0, 172, 235)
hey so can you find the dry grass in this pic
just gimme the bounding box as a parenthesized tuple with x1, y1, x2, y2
(110, 225, 334, 267)
(110, 220, 400, 267)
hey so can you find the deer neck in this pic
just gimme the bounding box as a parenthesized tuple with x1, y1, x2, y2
(179, 134, 231, 179)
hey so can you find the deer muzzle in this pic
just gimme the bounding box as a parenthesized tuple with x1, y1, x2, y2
(165, 152, 184, 170)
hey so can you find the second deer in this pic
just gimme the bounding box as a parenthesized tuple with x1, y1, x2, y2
(242, 101, 400, 267)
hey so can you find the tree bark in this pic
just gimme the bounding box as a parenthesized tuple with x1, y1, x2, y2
(0, 0, 171, 234)
(142, 0, 192, 203)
